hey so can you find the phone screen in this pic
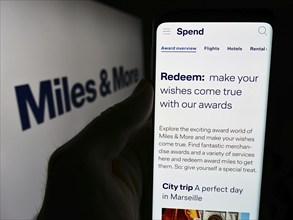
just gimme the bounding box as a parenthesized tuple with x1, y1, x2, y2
(152, 21, 273, 220)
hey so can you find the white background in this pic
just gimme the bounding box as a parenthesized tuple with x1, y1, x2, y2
(153, 23, 272, 220)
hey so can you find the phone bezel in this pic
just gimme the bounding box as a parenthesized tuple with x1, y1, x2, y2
(151, 9, 275, 220)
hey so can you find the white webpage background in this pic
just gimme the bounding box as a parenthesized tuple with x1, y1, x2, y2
(153, 22, 272, 219)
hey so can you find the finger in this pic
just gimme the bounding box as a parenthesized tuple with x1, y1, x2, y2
(73, 79, 154, 159)
(115, 120, 153, 220)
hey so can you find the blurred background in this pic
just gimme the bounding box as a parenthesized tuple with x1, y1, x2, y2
(1, 0, 292, 219)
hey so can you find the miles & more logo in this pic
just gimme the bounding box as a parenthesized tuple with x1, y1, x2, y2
(15, 66, 139, 130)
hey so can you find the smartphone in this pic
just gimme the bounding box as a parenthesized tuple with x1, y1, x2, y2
(152, 10, 273, 220)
